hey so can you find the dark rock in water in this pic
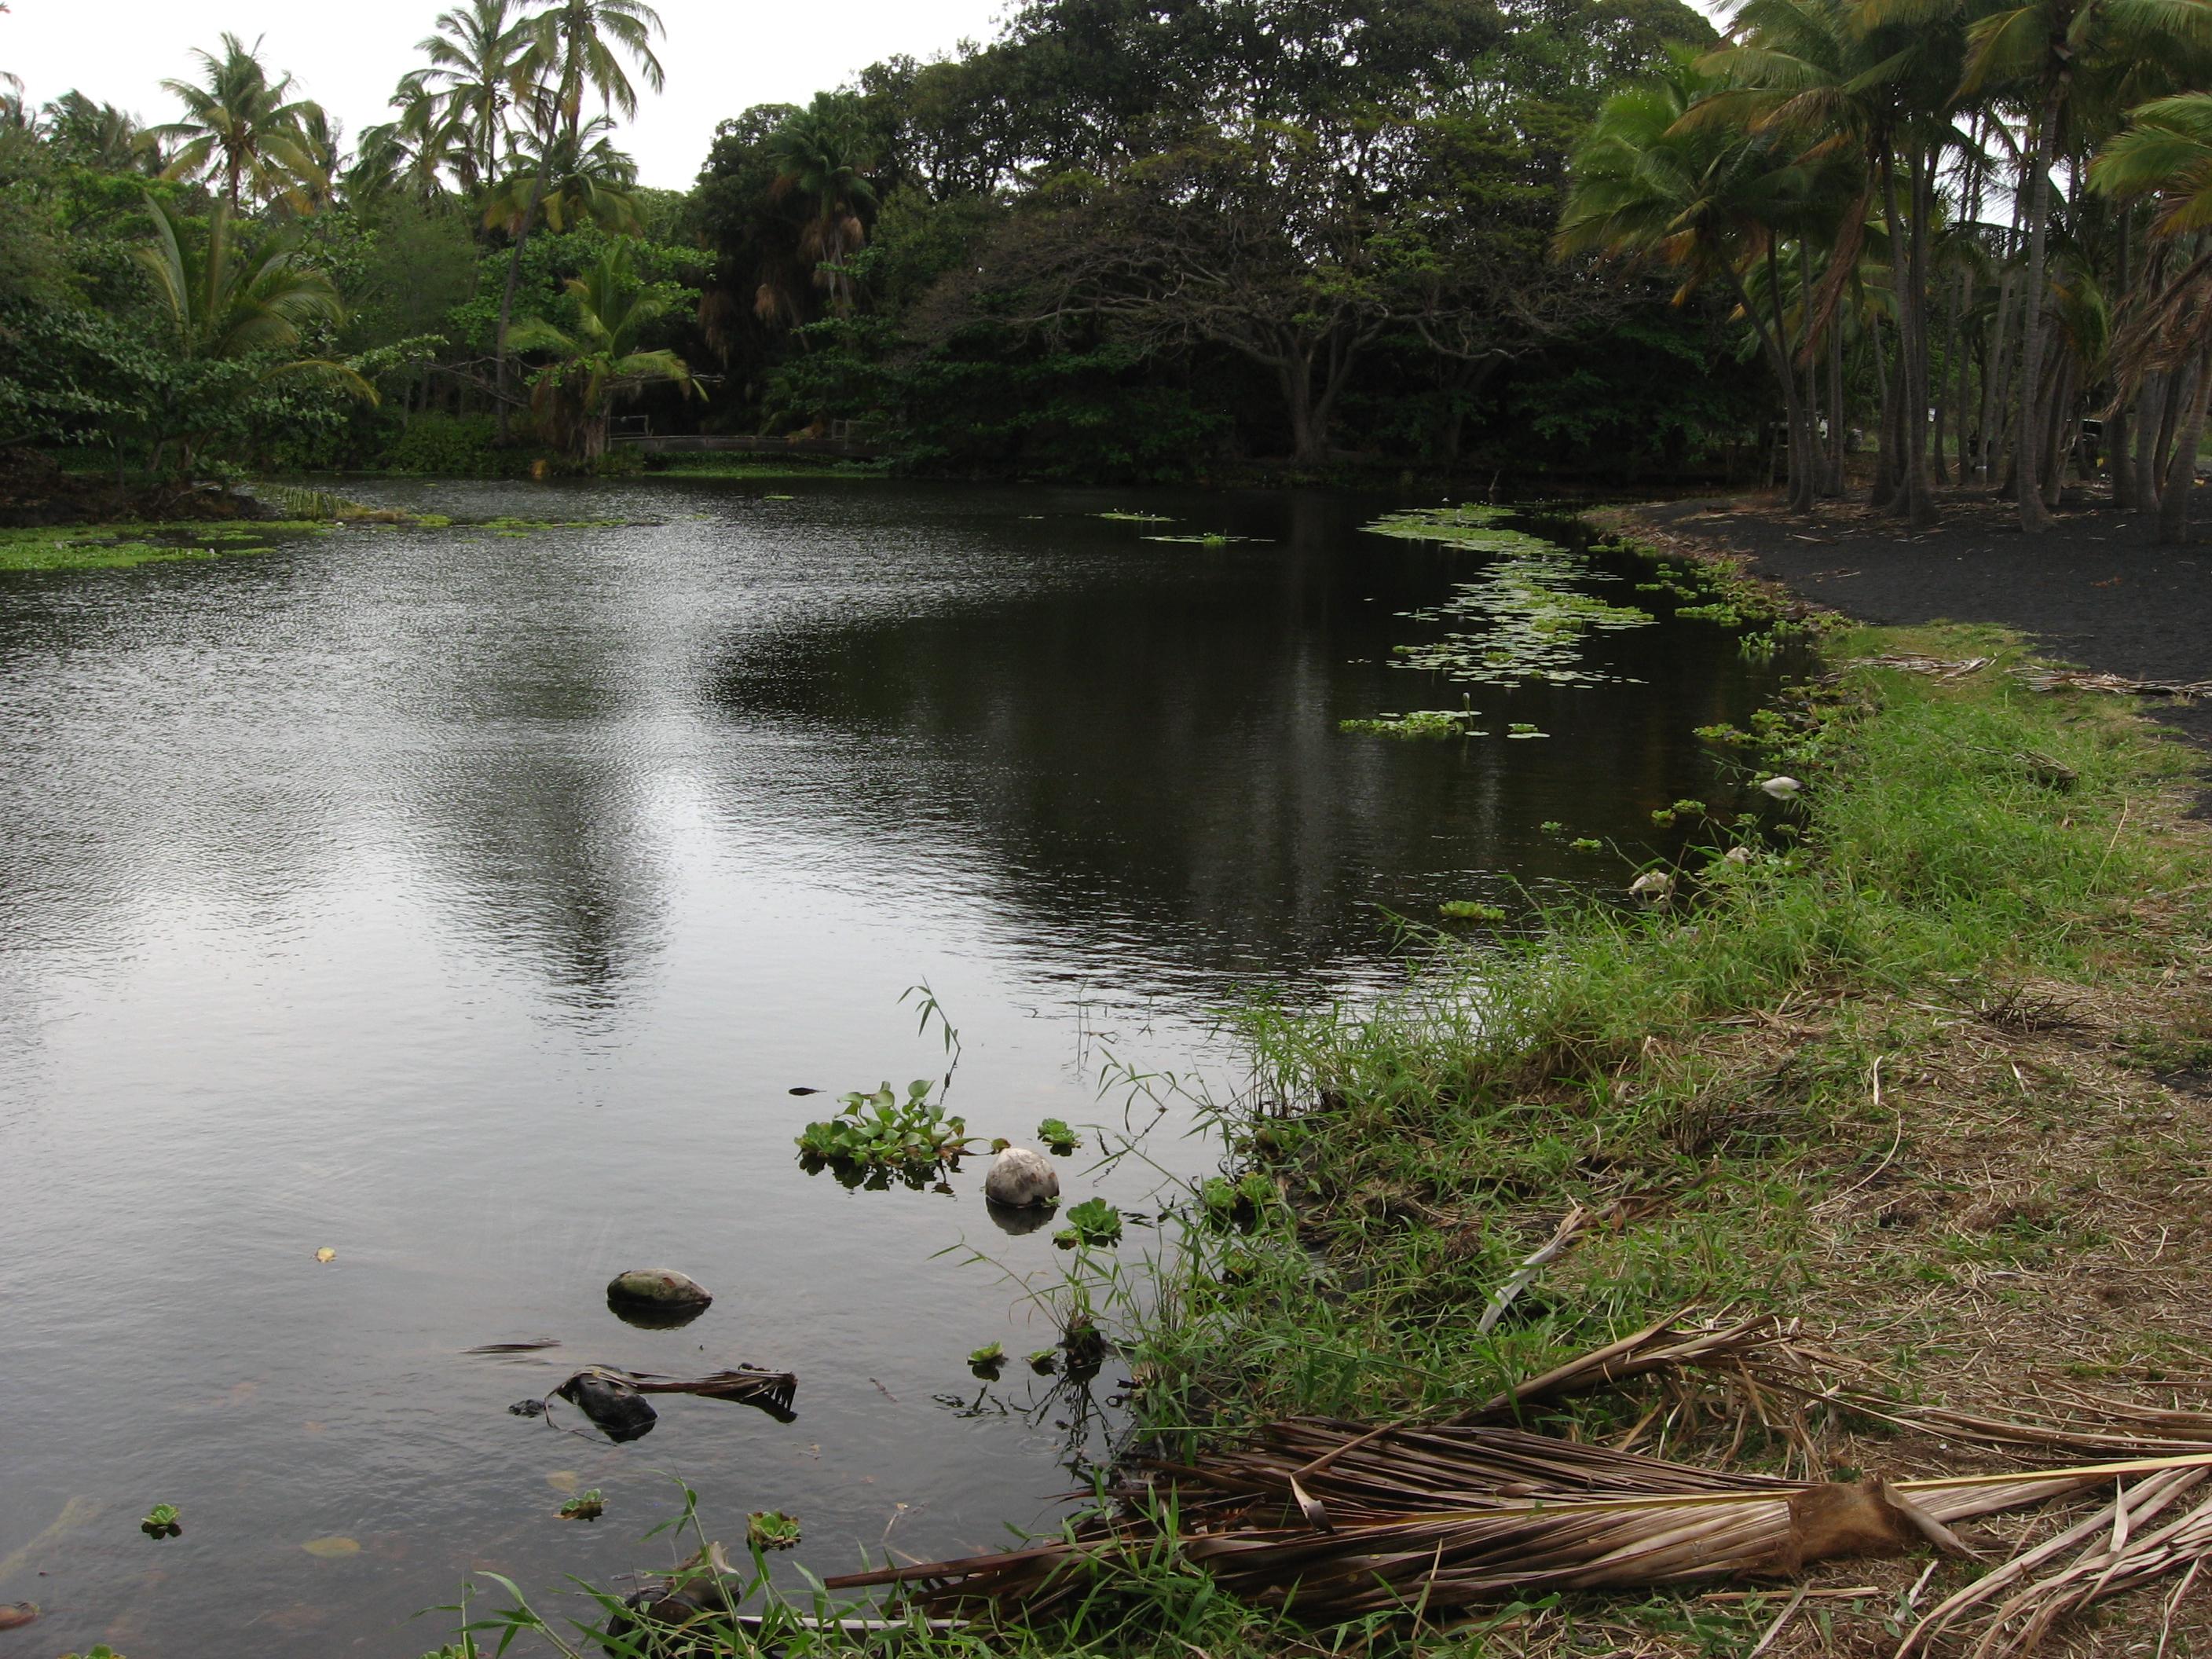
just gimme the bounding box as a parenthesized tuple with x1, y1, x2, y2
(606, 1268, 712, 1328)
(509, 1398, 548, 1418)
(556, 1370, 658, 1443)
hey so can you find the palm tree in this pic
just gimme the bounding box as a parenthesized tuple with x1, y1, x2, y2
(1558, 49, 1829, 511)
(134, 194, 375, 470)
(1948, 0, 2212, 529)
(764, 94, 881, 315)
(484, 101, 643, 439)
(42, 91, 163, 174)
(1701, 0, 1966, 526)
(2091, 91, 2212, 540)
(521, 0, 665, 153)
(153, 33, 324, 211)
(508, 246, 695, 457)
(416, 0, 533, 192)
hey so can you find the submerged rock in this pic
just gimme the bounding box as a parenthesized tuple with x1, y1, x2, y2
(0, 1602, 38, 1633)
(983, 1147, 1060, 1210)
(606, 1268, 713, 1328)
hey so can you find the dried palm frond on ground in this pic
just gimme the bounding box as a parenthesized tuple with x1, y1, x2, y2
(826, 1324, 2212, 1646)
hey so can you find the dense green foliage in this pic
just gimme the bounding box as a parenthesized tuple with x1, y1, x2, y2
(2, 0, 1775, 489)
(687, 0, 1766, 481)
(1557, 0, 2212, 539)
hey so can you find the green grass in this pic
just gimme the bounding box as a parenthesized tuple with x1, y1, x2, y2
(0, 522, 330, 573)
(1124, 622, 2203, 1440)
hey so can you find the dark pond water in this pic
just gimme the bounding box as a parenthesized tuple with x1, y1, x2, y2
(0, 479, 1782, 1657)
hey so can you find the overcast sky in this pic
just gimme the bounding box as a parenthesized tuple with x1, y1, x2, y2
(5, 0, 1736, 191)
(2, 0, 1018, 189)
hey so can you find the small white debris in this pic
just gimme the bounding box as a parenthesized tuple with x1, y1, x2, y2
(1760, 775, 1803, 799)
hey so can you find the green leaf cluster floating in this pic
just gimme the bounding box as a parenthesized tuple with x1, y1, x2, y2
(795, 1082, 969, 1187)
(1361, 505, 1517, 537)
(1337, 709, 1487, 738)
(1359, 509, 1656, 690)
(1093, 510, 1174, 523)
(1054, 1197, 1123, 1250)
(1141, 533, 1265, 546)
(1390, 551, 1654, 687)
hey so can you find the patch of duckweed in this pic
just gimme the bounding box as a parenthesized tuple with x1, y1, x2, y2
(1094, 511, 1175, 524)
(1143, 533, 1267, 546)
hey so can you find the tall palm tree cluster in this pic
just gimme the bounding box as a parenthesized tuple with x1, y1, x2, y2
(1557, 0, 2212, 542)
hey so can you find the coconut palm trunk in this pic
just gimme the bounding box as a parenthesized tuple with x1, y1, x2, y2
(2015, 86, 2065, 530)
(494, 171, 548, 445)
(2157, 342, 2210, 544)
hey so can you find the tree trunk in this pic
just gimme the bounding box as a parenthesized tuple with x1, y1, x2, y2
(1981, 269, 2016, 489)
(2015, 86, 2065, 531)
(1726, 258, 1811, 511)
(2136, 368, 2170, 509)
(2157, 343, 2210, 545)
(1763, 245, 1815, 513)
(493, 175, 550, 447)
(2110, 217, 2135, 506)
(1870, 306, 1896, 511)
(1827, 307, 1846, 495)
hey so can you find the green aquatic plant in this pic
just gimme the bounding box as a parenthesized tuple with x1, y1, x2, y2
(1027, 1347, 1060, 1374)
(140, 1504, 181, 1539)
(1674, 601, 1744, 624)
(1337, 709, 1485, 738)
(1439, 899, 1509, 922)
(1506, 723, 1548, 738)
(1569, 837, 1604, 851)
(556, 1489, 604, 1522)
(1199, 1172, 1279, 1232)
(1143, 532, 1262, 546)
(1093, 510, 1174, 523)
(1054, 1197, 1123, 1250)
(967, 1342, 1007, 1380)
(1360, 504, 1515, 539)
(1035, 1118, 1082, 1155)
(746, 1511, 802, 1551)
(1378, 528, 1657, 689)
(795, 1081, 969, 1180)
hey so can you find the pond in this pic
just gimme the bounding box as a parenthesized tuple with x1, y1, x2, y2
(0, 479, 1784, 1657)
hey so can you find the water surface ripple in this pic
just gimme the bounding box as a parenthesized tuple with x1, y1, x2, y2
(0, 479, 1777, 1656)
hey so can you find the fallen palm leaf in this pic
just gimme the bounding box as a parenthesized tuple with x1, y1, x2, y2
(1858, 655, 1996, 679)
(2012, 668, 2212, 699)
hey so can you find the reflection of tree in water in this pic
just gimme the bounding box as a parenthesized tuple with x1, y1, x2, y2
(411, 751, 665, 1015)
(701, 507, 1779, 987)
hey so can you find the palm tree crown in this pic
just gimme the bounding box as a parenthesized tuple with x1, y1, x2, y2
(153, 33, 325, 211)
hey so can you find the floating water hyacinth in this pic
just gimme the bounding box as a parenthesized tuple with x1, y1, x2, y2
(1360, 510, 1655, 688)
(1389, 555, 1654, 687)
(1362, 504, 1518, 537)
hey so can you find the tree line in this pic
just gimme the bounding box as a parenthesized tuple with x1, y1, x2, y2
(1558, 0, 2212, 540)
(25, 0, 2208, 523)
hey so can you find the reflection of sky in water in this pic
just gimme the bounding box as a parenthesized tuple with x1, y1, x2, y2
(0, 480, 1782, 1658)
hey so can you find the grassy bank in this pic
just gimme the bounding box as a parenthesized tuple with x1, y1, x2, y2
(445, 621, 2212, 1659)
(1141, 624, 2210, 1431)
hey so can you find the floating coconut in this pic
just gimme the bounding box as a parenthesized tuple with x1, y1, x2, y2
(983, 1147, 1060, 1210)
